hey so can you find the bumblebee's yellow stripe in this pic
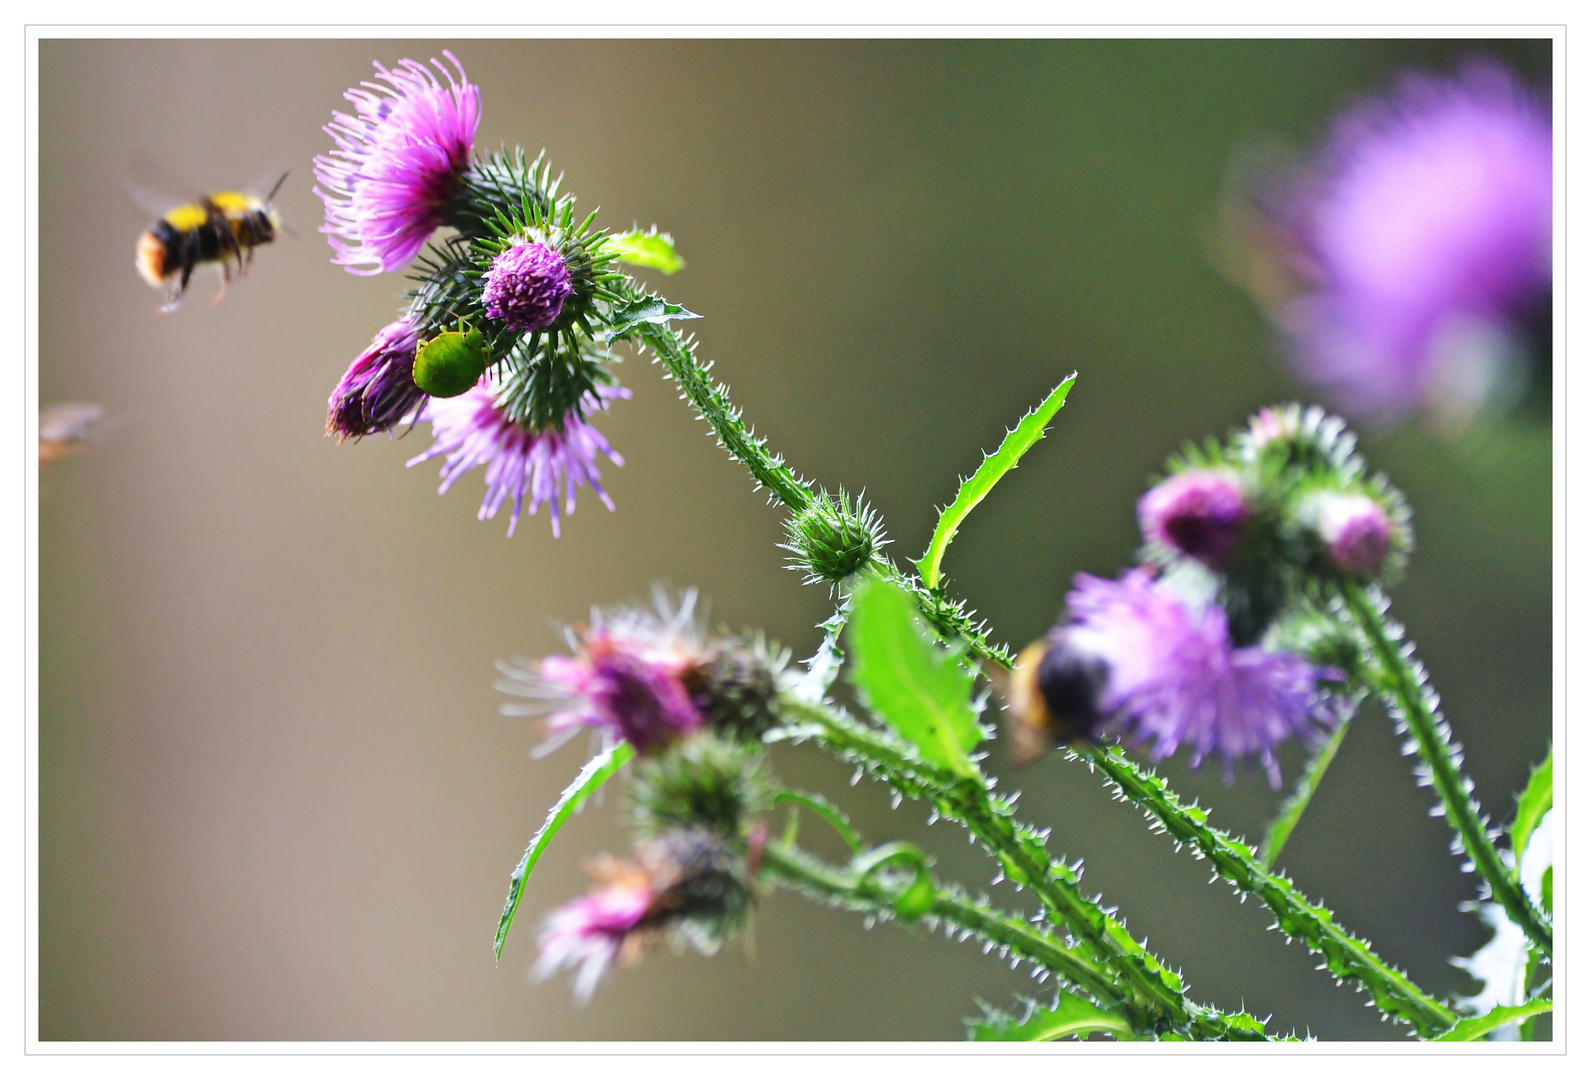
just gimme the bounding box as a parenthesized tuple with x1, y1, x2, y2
(162, 203, 209, 230)
(208, 191, 260, 214)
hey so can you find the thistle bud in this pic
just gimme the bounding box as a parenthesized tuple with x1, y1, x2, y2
(681, 640, 785, 741)
(1299, 491, 1395, 577)
(782, 488, 889, 587)
(1138, 469, 1249, 569)
(481, 239, 573, 332)
(629, 733, 771, 838)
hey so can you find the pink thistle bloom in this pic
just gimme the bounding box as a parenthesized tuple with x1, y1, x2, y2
(1305, 491, 1393, 576)
(532, 863, 654, 1004)
(313, 51, 481, 275)
(1137, 469, 1249, 569)
(497, 591, 709, 755)
(407, 384, 628, 538)
(482, 241, 574, 332)
(325, 317, 425, 441)
(1068, 569, 1341, 787)
(1279, 62, 1551, 427)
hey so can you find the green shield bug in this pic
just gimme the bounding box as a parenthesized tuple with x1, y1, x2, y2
(413, 318, 490, 398)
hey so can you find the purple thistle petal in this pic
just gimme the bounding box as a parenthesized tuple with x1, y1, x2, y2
(407, 384, 629, 537)
(313, 51, 480, 275)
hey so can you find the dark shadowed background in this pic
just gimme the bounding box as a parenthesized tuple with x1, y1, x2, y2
(37, 37, 1552, 1041)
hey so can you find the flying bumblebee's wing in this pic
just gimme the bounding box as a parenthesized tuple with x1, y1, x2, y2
(125, 153, 203, 222)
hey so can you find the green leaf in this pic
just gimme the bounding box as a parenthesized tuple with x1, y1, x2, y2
(970, 993, 1135, 1041)
(607, 297, 701, 338)
(607, 229, 685, 274)
(1260, 719, 1351, 867)
(493, 741, 636, 959)
(1434, 999, 1553, 1041)
(1510, 748, 1552, 882)
(847, 577, 981, 780)
(915, 375, 1076, 589)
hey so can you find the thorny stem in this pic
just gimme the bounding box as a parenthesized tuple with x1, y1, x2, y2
(1339, 583, 1553, 958)
(774, 697, 1268, 1041)
(636, 322, 1014, 666)
(759, 840, 1148, 1038)
(1080, 744, 1458, 1037)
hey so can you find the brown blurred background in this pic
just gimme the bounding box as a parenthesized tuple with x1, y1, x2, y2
(38, 38, 1552, 1041)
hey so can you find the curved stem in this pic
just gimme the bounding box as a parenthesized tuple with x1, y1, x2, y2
(1338, 583, 1552, 957)
(1080, 744, 1457, 1037)
(771, 790, 863, 854)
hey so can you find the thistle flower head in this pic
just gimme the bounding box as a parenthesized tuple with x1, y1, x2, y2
(532, 859, 654, 1005)
(481, 239, 574, 332)
(629, 733, 772, 838)
(1302, 491, 1394, 576)
(1138, 469, 1250, 569)
(314, 51, 480, 275)
(1277, 62, 1552, 428)
(781, 487, 890, 588)
(406, 383, 627, 537)
(1067, 569, 1343, 786)
(326, 317, 426, 441)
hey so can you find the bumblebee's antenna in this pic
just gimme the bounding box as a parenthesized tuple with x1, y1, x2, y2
(266, 170, 289, 202)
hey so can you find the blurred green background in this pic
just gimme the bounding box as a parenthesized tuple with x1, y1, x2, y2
(38, 37, 1552, 1041)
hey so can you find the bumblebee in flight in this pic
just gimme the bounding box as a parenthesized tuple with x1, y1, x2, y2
(134, 172, 287, 313)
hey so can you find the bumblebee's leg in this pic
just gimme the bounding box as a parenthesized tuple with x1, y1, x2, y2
(212, 262, 231, 305)
(158, 266, 193, 314)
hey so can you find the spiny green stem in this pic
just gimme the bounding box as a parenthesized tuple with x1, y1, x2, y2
(759, 839, 1143, 1035)
(1338, 583, 1553, 958)
(774, 697, 1260, 1041)
(1080, 744, 1457, 1037)
(637, 322, 1013, 666)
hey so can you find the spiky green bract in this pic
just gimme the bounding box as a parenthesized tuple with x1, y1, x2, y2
(494, 741, 636, 960)
(682, 637, 789, 742)
(452, 145, 553, 236)
(782, 487, 890, 587)
(493, 336, 619, 432)
(629, 733, 772, 839)
(1077, 743, 1458, 1036)
(1340, 583, 1553, 957)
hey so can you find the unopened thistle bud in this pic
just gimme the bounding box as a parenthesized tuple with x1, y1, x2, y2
(1138, 469, 1250, 569)
(326, 317, 426, 441)
(782, 488, 890, 587)
(680, 639, 786, 741)
(629, 733, 771, 838)
(481, 239, 574, 332)
(1298, 490, 1396, 578)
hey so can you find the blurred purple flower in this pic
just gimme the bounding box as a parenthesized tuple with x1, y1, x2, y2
(1304, 491, 1393, 576)
(314, 51, 481, 275)
(1138, 469, 1249, 569)
(406, 384, 628, 537)
(326, 317, 426, 441)
(1068, 569, 1341, 786)
(482, 240, 574, 332)
(533, 862, 654, 1004)
(1279, 62, 1551, 427)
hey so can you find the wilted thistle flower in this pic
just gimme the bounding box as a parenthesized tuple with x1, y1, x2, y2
(534, 829, 752, 1003)
(1275, 62, 1552, 429)
(406, 384, 627, 537)
(314, 51, 481, 274)
(1137, 469, 1250, 569)
(1058, 569, 1342, 786)
(325, 317, 426, 441)
(481, 239, 574, 332)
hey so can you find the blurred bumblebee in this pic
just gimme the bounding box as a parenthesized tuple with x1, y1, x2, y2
(39, 403, 104, 468)
(134, 172, 287, 313)
(986, 631, 1110, 767)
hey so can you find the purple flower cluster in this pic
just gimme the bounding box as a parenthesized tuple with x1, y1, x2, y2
(313, 52, 480, 275)
(1279, 62, 1551, 427)
(481, 241, 574, 333)
(406, 384, 629, 538)
(1066, 569, 1341, 786)
(325, 318, 426, 441)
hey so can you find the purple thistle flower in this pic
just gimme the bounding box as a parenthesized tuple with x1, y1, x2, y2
(1068, 569, 1341, 787)
(313, 51, 481, 275)
(1279, 62, 1551, 427)
(496, 590, 709, 755)
(1137, 469, 1249, 569)
(326, 317, 426, 441)
(532, 861, 654, 1004)
(1303, 491, 1393, 576)
(406, 384, 628, 537)
(482, 240, 574, 332)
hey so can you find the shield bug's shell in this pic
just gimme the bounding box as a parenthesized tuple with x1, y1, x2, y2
(413, 327, 490, 398)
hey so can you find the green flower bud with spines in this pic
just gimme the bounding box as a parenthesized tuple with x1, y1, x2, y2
(682, 636, 789, 742)
(781, 487, 890, 588)
(630, 733, 772, 839)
